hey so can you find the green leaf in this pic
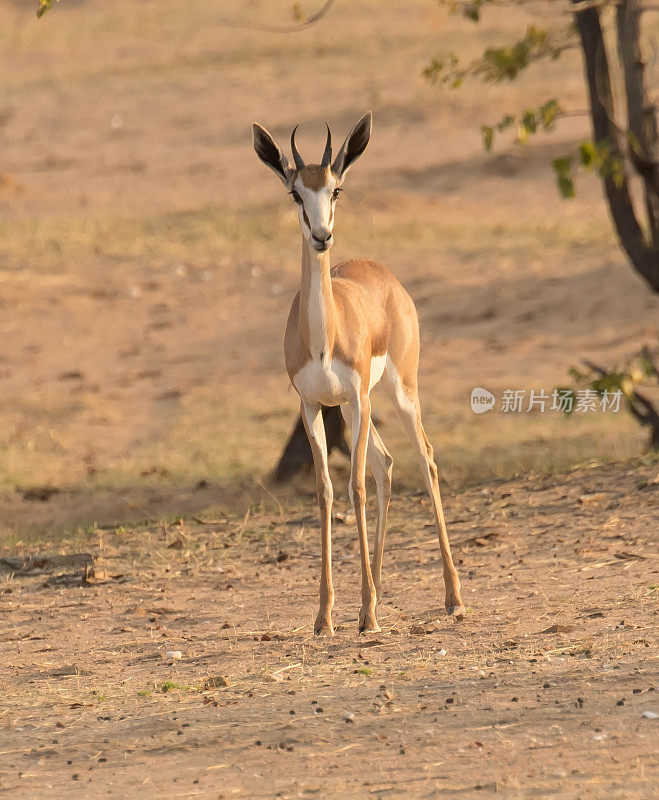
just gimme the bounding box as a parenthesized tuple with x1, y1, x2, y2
(423, 53, 459, 86)
(522, 110, 537, 134)
(590, 372, 629, 394)
(539, 99, 560, 130)
(481, 125, 494, 152)
(460, 0, 497, 23)
(552, 157, 572, 175)
(422, 57, 444, 83)
(579, 141, 597, 168)
(557, 174, 575, 198)
(37, 0, 55, 17)
(496, 114, 515, 132)
(425, 23, 567, 90)
(553, 156, 575, 196)
(639, 353, 656, 378)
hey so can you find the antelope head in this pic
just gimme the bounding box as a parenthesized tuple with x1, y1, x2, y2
(252, 112, 372, 252)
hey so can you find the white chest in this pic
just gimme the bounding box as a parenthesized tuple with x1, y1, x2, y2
(293, 354, 387, 406)
(293, 358, 356, 406)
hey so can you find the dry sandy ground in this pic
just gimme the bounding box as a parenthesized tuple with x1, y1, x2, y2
(1, 458, 657, 799)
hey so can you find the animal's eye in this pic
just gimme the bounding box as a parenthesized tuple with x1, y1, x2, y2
(332, 188, 341, 200)
(290, 189, 302, 204)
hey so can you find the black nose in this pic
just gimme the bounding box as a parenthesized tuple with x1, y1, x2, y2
(312, 231, 332, 244)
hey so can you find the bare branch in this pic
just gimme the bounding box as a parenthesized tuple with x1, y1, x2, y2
(38, 0, 337, 30)
(425, 24, 577, 86)
(211, 0, 336, 33)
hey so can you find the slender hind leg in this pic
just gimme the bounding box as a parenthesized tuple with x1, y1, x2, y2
(300, 400, 335, 635)
(341, 398, 380, 633)
(367, 424, 393, 602)
(341, 408, 393, 602)
(387, 374, 465, 618)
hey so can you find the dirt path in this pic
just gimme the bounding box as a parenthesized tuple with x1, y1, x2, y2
(1, 459, 657, 798)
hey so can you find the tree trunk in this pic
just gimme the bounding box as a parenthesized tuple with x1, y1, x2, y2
(616, 0, 659, 244)
(628, 389, 659, 450)
(273, 405, 349, 483)
(572, 0, 659, 292)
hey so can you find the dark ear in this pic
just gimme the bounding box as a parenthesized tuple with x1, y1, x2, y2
(332, 111, 372, 180)
(252, 123, 294, 187)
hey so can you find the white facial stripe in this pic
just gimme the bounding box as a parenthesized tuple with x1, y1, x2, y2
(294, 174, 338, 240)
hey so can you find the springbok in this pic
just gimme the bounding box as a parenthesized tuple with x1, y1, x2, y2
(252, 112, 465, 634)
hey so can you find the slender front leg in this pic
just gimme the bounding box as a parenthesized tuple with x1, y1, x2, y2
(347, 395, 380, 633)
(300, 400, 335, 636)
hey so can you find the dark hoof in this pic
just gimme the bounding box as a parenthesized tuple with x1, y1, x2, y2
(446, 605, 466, 621)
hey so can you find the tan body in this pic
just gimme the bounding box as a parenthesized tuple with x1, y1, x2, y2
(253, 112, 464, 634)
(285, 254, 408, 386)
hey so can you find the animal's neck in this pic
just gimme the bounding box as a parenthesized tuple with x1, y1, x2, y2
(299, 236, 335, 361)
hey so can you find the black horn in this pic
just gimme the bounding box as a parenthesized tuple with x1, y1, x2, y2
(321, 123, 332, 167)
(290, 125, 305, 171)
